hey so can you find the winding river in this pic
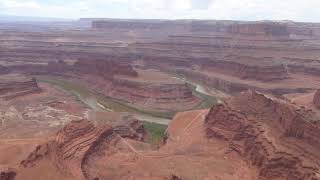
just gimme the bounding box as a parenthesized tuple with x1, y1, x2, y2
(38, 75, 217, 125)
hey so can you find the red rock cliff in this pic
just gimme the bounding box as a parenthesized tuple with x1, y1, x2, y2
(205, 91, 320, 179)
(73, 58, 138, 79)
(19, 119, 146, 179)
(0, 75, 41, 100)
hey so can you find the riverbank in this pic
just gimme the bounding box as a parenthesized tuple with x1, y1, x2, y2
(36, 74, 218, 125)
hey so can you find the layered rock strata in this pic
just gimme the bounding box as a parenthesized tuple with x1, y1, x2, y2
(200, 60, 289, 82)
(19, 119, 146, 179)
(3, 58, 200, 112)
(205, 91, 320, 179)
(73, 58, 138, 79)
(8, 91, 320, 179)
(0, 75, 41, 100)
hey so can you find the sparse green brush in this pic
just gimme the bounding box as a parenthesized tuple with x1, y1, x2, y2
(143, 121, 167, 148)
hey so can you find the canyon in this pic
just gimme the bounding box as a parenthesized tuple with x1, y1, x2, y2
(2, 91, 320, 180)
(1, 19, 320, 180)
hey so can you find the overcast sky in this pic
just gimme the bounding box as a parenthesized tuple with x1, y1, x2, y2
(0, 0, 319, 22)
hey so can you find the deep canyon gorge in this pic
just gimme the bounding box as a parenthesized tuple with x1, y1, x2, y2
(0, 19, 320, 180)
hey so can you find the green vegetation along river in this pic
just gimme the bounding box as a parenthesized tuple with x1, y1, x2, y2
(37, 76, 217, 125)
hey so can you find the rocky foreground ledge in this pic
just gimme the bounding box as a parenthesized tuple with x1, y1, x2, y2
(205, 91, 320, 179)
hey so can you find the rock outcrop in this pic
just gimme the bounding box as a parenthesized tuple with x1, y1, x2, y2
(91, 20, 300, 37)
(0, 74, 41, 100)
(112, 118, 146, 141)
(18, 119, 147, 179)
(288, 64, 320, 76)
(313, 90, 320, 109)
(200, 60, 289, 82)
(226, 22, 289, 36)
(108, 79, 200, 111)
(73, 58, 138, 79)
(205, 91, 320, 179)
(0, 169, 16, 180)
(141, 55, 289, 82)
(3, 58, 200, 113)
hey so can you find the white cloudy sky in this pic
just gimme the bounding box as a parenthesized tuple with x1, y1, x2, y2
(0, 0, 319, 22)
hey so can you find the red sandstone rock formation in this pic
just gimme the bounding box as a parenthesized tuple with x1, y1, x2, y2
(8, 91, 320, 179)
(108, 79, 200, 111)
(0, 75, 41, 100)
(313, 90, 320, 109)
(288, 64, 320, 76)
(73, 58, 138, 79)
(112, 118, 147, 141)
(205, 91, 320, 179)
(200, 60, 289, 82)
(3, 58, 199, 112)
(91, 20, 292, 37)
(139, 54, 289, 82)
(227, 22, 289, 36)
(18, 119, 147, 179)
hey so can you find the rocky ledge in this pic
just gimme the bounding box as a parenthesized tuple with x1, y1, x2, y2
(19, 118, 146, 179)
(205, 91, 320, 179)
(0, 74, 41, 100)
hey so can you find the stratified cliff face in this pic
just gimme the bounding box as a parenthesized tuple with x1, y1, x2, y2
(3, 58, 200, 112)
(205, 91, 320, 180)
(109, 79, 200, 111)
(0, 75, 41, 100)
(313, 90, 320, 109)
(141, 55, 289, 82)
(19, 119, 147, 180)
(73, 58, 138, 79)
(227, 23, 289, 36)
(7, 58, 138, 78)
(288, 64, 320, 76)
(201, 60, 289, 82)
(92, 20, 291, 37)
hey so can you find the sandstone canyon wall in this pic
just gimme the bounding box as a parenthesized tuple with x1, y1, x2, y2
(205, 91, 320, 179)
(0, 75, 41, 100)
